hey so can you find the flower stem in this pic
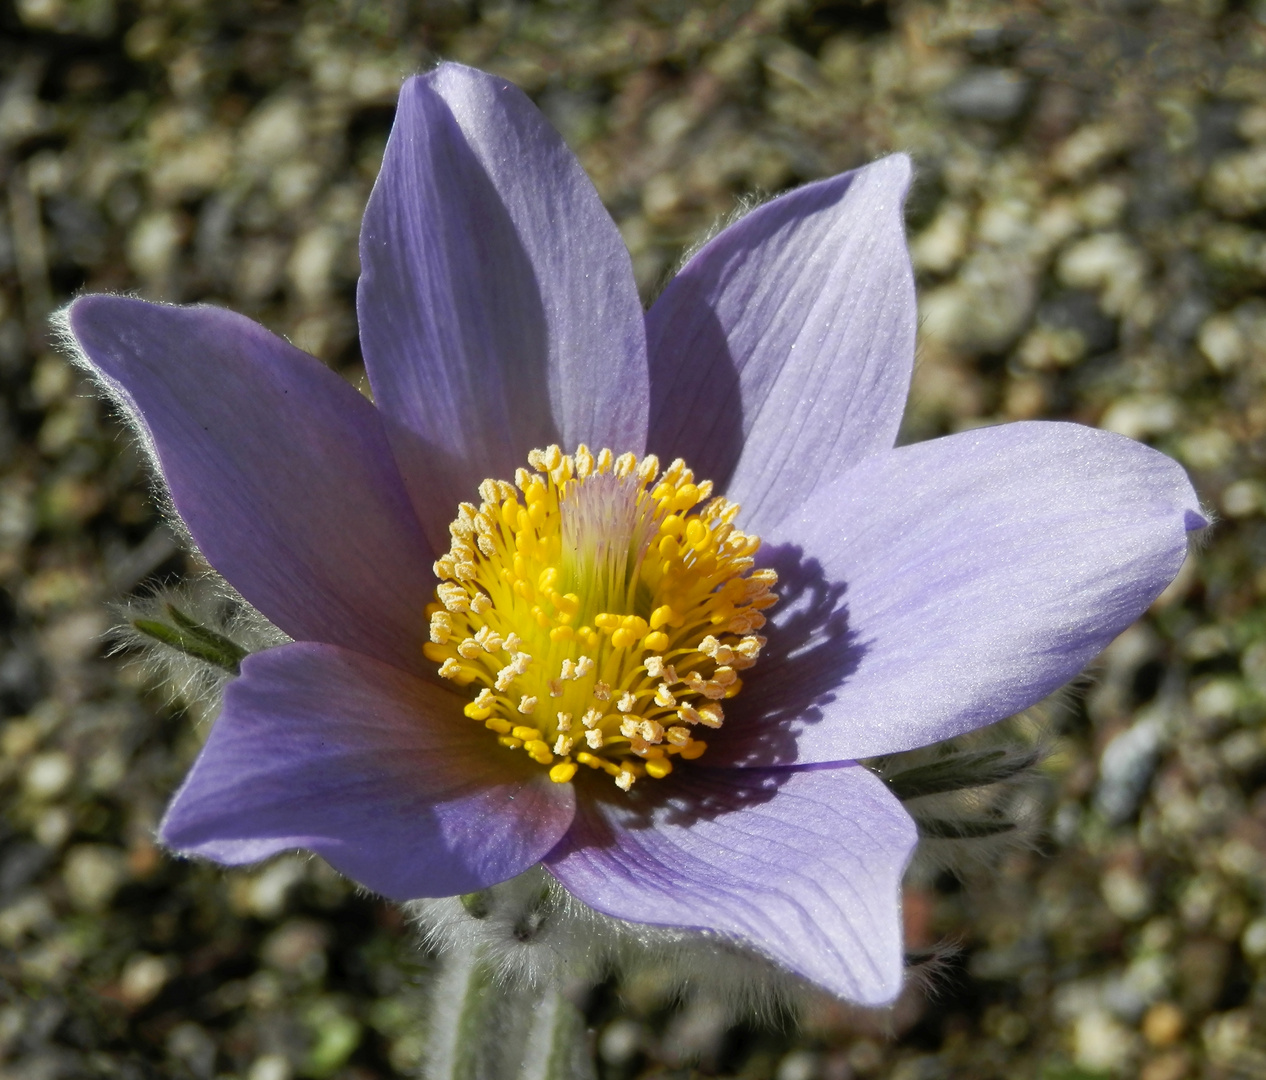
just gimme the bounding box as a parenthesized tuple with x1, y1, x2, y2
(520, 988, 595, 1080)
(422, 950, 594, 1079)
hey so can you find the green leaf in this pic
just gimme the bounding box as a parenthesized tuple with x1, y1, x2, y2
(131, 608, 247, 675)
(886, 747, 1041, 801)
(164, 604, 249, 665)
(914, 816, 1017, 840)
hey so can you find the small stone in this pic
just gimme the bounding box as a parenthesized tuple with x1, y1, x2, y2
(1203, 1009, 1253, 1067)
(1095, 716, 1163, 825)
(33, 806, 71, 849)
(1099, 395, 1179, 440)
(910, 203, 970, 275)
(119, 953, 173, 1008)
(1191, 677, 1241, 722)
(239, 96, 309, 172)
(1140, 1050, 1191, 1080)
(62, 844, 127, 911)
(127, 210, 184, 283)
(248, 1054, 292, 1080)
(1178, 428, 1235, 471)
(262, 918, 329, 980)
(776, 1049, 821, 1080)
(1076, 181, 1128, 229)
(1057, 232, 1147, 316)
(1142, 1002, 1185, 1047)
(941, 68, 1031, 123)
(1101, 866, 1152, 922)
(598, 1018, 642, 1065)
(919, 251, 1036, 352)
(1240, 916, 1266, 959)
(149, 130, 233, 203)
(245, 855, 306, 919)
(1053, 121, 1135, 181)
(1073, 1009, 1135, 1072)
(1197, 313, 1246, 371)
(1204, 145, 1266, 217)
(166, 1021, 217, 1080)
(1016, 325, 1086, 370)
(1220, 481, 1260, 519)
(23, 751, 72, 800)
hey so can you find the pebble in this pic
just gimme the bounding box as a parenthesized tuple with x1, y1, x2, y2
(1142, 1002, 1185, 1047)
(598, 1018, 643, 1065)
(1096, 716, 1164, 825)
(1073, 1009, 1135, 1072)
(23, 751, 73, 801)
(941, 68, 1031, 123)
(61, 844, 127, 912)
(1204, 145, 1266, 217)
(119, 952, 173, 1007)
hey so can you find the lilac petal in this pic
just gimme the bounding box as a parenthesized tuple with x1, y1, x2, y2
(67, 296, 435, 677)
(717, 421, 1204, 765)
(161, 642, 576, 899)
(358, 64, 648, 548)
(645, 155, 915, 535)
(546, 763, 915, 1005)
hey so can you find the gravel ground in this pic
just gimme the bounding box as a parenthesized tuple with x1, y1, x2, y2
(1, 0, 1264, 1077)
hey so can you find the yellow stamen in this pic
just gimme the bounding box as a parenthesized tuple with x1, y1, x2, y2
(421, 445, 777, 791)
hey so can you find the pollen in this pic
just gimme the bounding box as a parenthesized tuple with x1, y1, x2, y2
(422, 444, 776, 791)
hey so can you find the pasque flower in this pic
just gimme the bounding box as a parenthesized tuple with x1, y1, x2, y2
(63, 63, 1203, 1006)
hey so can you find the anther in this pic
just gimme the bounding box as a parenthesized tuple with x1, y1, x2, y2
(429, 612, 453, 644)
(697, 703, 724, 728)
(437, 583, 469, 612)
(639, 720, 664, 743)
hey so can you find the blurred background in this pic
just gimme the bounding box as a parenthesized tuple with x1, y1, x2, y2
(0, 0, 1264, 1076)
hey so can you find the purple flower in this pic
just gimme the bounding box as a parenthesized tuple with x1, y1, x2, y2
(63, 63, 1202, 1006)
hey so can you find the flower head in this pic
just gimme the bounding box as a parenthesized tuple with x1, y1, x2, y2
(60, 63, 1203, 1006)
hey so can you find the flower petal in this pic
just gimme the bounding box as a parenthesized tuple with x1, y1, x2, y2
(66, 296, 435, 677)
(358, 64, 648, 547)
(160, 642, 576, 899)
(645, 155, 915, 534)
(545, 763, 915, 1005)
(718, 421, 1204, 765)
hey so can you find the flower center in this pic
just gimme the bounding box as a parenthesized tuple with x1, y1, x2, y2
(422, 445, 777, 791)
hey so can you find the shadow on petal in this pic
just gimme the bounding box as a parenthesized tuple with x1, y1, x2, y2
(569, 756, 788, 835)
(648, 299, 744, 495)
(712, 542, 867, 768)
